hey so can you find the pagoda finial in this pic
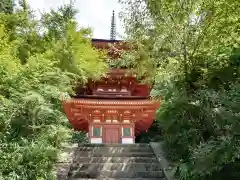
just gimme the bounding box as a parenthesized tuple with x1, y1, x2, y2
(110, 10, 116, 40)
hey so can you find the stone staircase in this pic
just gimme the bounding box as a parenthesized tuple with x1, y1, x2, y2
(67, 144, 166, 180)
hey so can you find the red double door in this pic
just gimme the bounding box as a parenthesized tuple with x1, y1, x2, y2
(103, 125, 121, 144)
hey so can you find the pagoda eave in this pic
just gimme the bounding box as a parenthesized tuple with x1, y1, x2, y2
(63, 98, 160, 133)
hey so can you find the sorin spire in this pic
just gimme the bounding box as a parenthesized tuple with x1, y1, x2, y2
(110, 10, 116, 40)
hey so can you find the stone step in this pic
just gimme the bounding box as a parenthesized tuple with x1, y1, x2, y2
(72, 178, 167, 180)
(70, 162, 163, 171)
(77, 146, 153, 153)
(79, 143, 151, 148)
(69, 170, 164, 179)
(74, 157, 159, 163)
(74, 151, 156, 157)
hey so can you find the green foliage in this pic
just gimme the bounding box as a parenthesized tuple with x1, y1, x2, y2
(0, 1, 107, 179)
(71, 131, 89, 144)
(49, 22, 107, 81)
(107, 42, 156, 83)
(0, 0, 14, 14)
(120, 0, 240, 179)
(0, 37, 72, 179)
(41, 2, 78, 40)
(135, 121, 163, 143)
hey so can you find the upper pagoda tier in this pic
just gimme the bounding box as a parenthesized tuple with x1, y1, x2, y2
(75, 68, 152, 98)
(92, 38, 129, 58)
(92, 38, 127, 49)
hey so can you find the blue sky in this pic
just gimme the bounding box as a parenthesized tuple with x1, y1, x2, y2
(28, 0, 125, 39)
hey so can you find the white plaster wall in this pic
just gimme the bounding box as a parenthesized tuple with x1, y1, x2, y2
(90, 138, 102, 144)
(122, 138, 134, 144)
(93, 119, 101, 122)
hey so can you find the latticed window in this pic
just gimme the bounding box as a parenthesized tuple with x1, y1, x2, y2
(93, 127, 101, 137)
(123, 127, 131, 136)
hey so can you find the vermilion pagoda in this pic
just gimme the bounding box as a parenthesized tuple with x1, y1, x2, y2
(62, 12, 160, 144)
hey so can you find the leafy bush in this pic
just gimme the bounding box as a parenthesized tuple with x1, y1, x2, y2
(120, 0, 240, 179)
(0, 1, 107, 179)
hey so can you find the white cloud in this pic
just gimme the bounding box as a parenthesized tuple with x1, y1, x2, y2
(27, 0, 125, 39)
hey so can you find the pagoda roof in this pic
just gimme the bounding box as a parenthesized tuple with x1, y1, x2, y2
(92, 38, 123, 43)
(91, 38, 128, 52)
(64, 98, 159, 107)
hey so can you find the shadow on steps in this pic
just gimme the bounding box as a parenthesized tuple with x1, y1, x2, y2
(67, 144, 167, 180)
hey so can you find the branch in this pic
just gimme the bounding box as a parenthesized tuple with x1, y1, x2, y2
(190, 12, 216, 57)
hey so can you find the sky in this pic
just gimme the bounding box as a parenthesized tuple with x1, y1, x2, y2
(27, 0, 125, 39)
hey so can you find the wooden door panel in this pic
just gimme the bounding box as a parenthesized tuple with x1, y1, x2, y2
(104, 126, 120, 144)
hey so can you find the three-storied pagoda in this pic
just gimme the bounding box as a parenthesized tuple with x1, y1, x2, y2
(62, 11, 160, 144)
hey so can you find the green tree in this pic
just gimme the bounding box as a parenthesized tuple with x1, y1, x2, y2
(0, 1, 107, 179)
(0, 0, 14, 14)
(119, 0, 240, 179)
(40, 4, 107, 81)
